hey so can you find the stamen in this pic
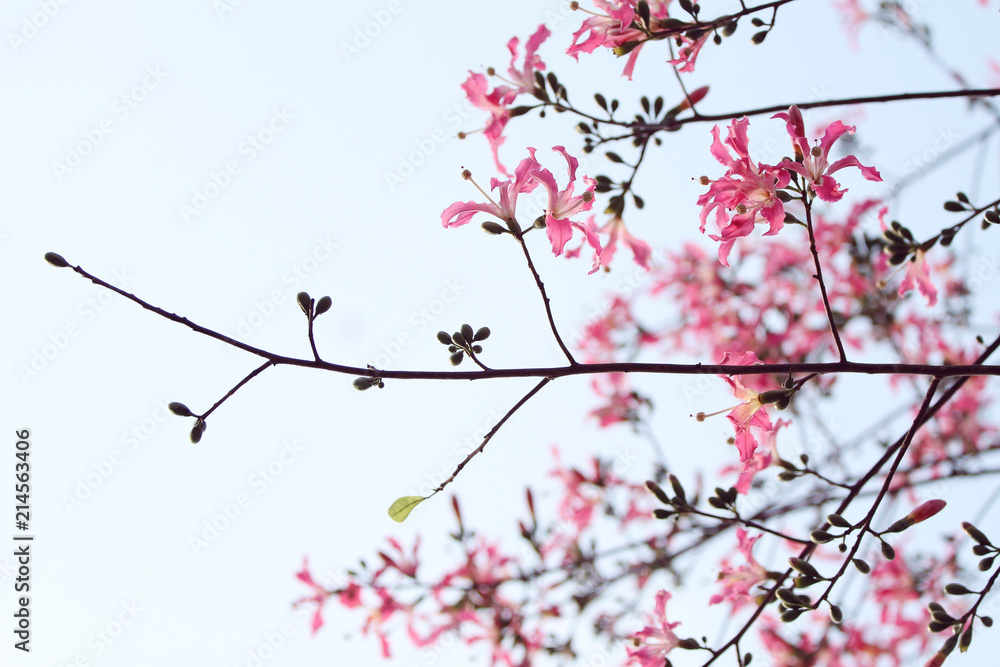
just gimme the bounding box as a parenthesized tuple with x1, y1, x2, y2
(876, 261, 909, 289)
(571, 2, 602, 17)
(695, 405, 740, 421)
(463, 170, 502, 210)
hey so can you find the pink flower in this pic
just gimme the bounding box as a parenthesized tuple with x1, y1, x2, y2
(898, 249, 938, 306)
(460, 73, 513, 176)
(338, 582, 363, 608)
(668, 30, 710, 73)
(709, 529, 768, 611)
(362, 588, 407, 657)
(590, 373, 651, 426)
(732, 418, 790, 493)
(598, 215, 652, 270)
(699, 351, 776, 470)
(697, 117, 791, 266)
(532, 146, 601, 256)
(878, 206, 938, 306)
(626, 590, 681, 666)
(568, 1, 675, 78)
(375, 536, 420, 580)
(294, 558, 330, 634)
(503, 24, 551, 94)
(461, 25, 550, 175)
(441, 154, 539, 228)
(772, 105, 882, 203)
(834, 0, 870, 49)
(567, 1, 642, 75)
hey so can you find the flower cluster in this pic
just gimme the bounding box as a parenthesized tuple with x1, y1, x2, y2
(708, 528, 769, 611)
(568, 1, 709, 78)
(298, 449, 663, 665)
(442, 146, 602, 264)
(698, 106, 881, 266)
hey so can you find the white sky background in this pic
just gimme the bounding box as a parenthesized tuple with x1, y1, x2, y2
(3, 0, 1000, 665)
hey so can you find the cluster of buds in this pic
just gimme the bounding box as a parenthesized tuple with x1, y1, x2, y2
(437, 324, 491, 366)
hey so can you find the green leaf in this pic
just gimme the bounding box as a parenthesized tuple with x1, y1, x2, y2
(388, 496, 426, 522)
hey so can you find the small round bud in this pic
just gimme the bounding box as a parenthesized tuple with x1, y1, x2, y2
(44, 252, 70, 267)
(353, 377, 376, 391)
(829, 605, 843, 624)
(168, 402, 194, 417)
(297, 292, 312, 315)
(190, 419, 206, 444)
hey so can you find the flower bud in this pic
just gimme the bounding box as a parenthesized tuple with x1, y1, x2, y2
(297, 292, 312, 315)
(44, 252, 70, 267)
(908, 499, 947, 524)
(168, 402, 194, 417)
(315, 296, 332, 315)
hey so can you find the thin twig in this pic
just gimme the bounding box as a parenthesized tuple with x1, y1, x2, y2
(802, 192, 847, 361)
(432, 378, 552, 495)
(201, 361, 275, 421)
(514, 235, 577, 365)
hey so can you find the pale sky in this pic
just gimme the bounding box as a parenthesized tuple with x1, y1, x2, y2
(4, 0, 1000, 665)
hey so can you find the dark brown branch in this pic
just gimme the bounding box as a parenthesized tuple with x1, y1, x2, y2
(44, 253, 1000, 382)
(674, 88, 1000, 127)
